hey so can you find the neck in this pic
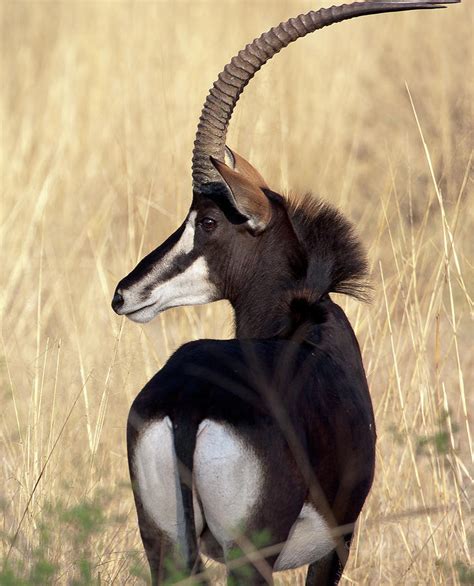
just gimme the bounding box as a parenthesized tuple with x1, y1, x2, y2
(232, 279, 290, 339)
(229, 199, 309, 339)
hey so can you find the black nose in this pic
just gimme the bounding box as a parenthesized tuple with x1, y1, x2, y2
(111, 290, 124, 312)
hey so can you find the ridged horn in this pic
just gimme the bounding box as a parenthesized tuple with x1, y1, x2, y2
(192, 0, 459, 193)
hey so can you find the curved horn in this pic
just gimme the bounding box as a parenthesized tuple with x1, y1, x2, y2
(192, 0, 458, 193)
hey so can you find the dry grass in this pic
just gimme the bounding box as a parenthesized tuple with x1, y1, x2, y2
(1, 1, 472, 584)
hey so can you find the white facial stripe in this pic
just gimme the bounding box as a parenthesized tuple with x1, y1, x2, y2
(176, 210, 196, 256)
(120, 211, 200, 314)
(126, 256, 216, 323)
(151, 256, 216, 309)
(148, 210, 197, 280)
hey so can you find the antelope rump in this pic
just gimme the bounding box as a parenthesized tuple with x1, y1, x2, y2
(111, 1, 460, 584)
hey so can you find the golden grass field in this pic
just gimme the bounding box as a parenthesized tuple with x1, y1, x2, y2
(1, 1, 472, 584)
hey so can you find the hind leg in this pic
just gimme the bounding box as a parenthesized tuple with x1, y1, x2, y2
(194, 420, 275, 584)
(305, 533, 352, 586)
(226, 551, 275, 585)
(226, 544, 277, 586)
(137, 515, 174, 585)
(228, 567, 272, 585)
(138, 514, 206, 585)
(128, 416, 205, 583)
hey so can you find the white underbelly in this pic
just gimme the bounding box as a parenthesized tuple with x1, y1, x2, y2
(274, 503, 335, 571)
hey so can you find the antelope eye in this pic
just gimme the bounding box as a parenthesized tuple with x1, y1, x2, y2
(200, 217, 217, 233)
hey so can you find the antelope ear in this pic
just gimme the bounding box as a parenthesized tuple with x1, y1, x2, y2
(211, 156, 272, 234)
(224, 146, 269, 189)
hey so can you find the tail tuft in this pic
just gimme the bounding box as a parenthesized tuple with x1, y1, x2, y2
(172, 415, 201, 574)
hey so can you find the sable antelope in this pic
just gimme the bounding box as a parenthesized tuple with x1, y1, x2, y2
(112, 1, 459, 584)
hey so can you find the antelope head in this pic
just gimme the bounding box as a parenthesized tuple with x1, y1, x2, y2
(111, 145, 286, 324)
(111, 0, 459, 325)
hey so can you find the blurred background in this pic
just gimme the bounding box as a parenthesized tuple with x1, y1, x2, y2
(1, 1, 472, 583)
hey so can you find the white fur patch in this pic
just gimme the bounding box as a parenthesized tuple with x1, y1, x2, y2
(155, 210, 197, 268)
(177, 210, 197, 255)
(194, 420, 263, 552)
(128, 210, 197, 296)
(119, 210, 217, 322)
(134, 418, 333, 569)
(133, 417, 204, 552)
(127, 256, 216, 322)
(274, 503, 335, 571)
